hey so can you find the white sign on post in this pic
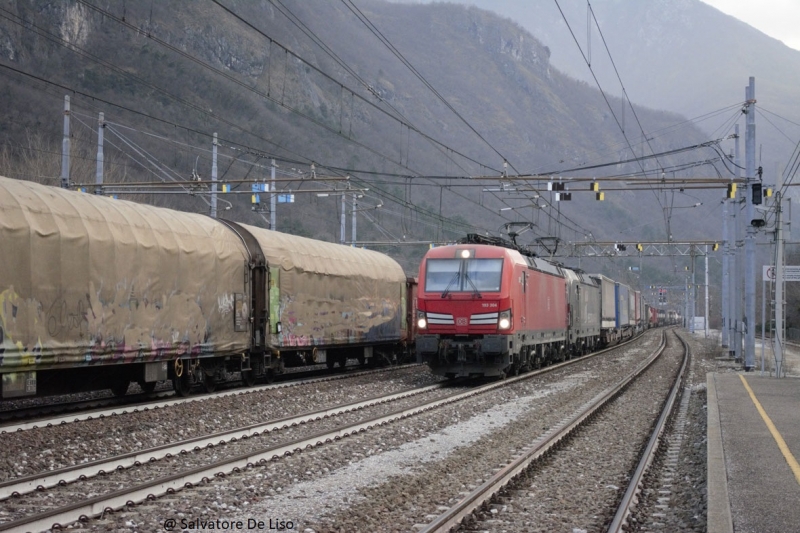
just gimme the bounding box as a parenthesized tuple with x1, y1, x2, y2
(763, 265, 800, 281)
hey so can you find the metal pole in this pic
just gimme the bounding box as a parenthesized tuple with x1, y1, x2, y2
(95, 112, 104, 195)
(705, 244, 709, 338)
(774, 189, 785, 377)
(689, 245, 697, 333)
(761, 276, 766, 375)
(733, 124, 743, 362)
(340, 192, 346, 245)
(211, 133, 218, 218)
(270, 159, 276, 230)
(744, 77, 757, 371)
(722, 197, 730, 347)
(351, 193, 357, 245)
(61, 95, 71, 189)
(685, 276, 689, 330)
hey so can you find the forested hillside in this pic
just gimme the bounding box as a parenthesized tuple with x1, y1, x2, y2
(0, 0, 717, 282)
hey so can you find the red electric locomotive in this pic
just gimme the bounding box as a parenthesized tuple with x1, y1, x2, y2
(415, 237, 569, 378)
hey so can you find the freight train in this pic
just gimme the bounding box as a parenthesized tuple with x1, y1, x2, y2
(0, 178, 680, 400)
(0, 176, 412, 400)
(414, 235, 678, 378)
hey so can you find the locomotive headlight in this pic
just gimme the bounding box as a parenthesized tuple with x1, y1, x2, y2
(498, 309, 512, 330)
(417, 311, 427, 329)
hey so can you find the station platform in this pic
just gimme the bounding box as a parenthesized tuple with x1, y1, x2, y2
(707, 372, 800, 533)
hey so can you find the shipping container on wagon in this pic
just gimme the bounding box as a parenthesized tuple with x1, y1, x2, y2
(0, 176, 251, 398)
(629, 290, 637, 329)
(616, 282, 631, 330)
(563, 270, 601, 355)
(237, 223, 408, 357)
(649, 306, 658, 327)
(590, 274, 617, 330)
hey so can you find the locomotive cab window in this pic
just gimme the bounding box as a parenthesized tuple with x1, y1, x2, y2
(425, 258, 503, 293)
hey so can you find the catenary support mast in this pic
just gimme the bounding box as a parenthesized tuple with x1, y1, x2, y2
(61, 95, 71, 189)
(744, 77, 757, 371)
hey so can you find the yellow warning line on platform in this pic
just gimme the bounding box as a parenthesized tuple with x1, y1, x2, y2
(739, 374, 800, 485)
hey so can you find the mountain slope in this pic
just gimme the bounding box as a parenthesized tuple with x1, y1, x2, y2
(0, 0, 714, 282)
(434, 0, 800, 182)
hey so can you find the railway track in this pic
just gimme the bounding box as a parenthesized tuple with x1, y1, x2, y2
(0, 335, 649, 532)
(0, 363, 421, 433)
(0, 380, 462, 531)
(417, 329, 688, 533)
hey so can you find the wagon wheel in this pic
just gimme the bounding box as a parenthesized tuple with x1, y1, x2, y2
(203, 372, 217, 393)
(173, 372, 192, 397)
(242, 369, 256, 387)
(138, 380, 157, 394)
(111, 379, 130, 397)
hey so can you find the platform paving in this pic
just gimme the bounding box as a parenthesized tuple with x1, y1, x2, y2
(707, 372, 800, 533)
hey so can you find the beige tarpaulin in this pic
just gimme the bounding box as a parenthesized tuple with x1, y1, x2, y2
(0, 176, 250, 372)
(238, 223, 407, 348)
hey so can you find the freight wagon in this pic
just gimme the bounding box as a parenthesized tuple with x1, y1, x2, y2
(0, 177, 409, 399)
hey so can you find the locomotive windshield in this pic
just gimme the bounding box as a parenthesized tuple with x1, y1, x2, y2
(425, 258, 503, 294)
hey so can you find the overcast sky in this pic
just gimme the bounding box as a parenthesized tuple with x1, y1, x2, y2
(701, 0, 800, 50)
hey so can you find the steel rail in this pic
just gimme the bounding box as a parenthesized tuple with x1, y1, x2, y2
(0, 364, 421, 434)
(0, 381, 446, 501)
(607, 330, 690, 532)
(0, 334, 652, 533)
(418, 330, 668, 533)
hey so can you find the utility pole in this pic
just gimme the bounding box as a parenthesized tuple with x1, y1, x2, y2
(733, 124, 743, 362)
(61, 95, 71, 189)
(211, 133, 218, 218)
(705, 244, 709, 338)
(270, 159, 276, 230)
(95, 112, 104, 195)
(722, 191, 730, 348)
(774, 177, 785, 376)
(340, 191, 346, 245)
(685, 276, 690, 329)
(351, 193, 357, 245)
(689, 246, 697, 333)
(744, 77, 757, 371)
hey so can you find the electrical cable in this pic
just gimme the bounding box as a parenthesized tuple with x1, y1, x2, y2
(335, 0, 593, 239)
(340, 0, 519, 174)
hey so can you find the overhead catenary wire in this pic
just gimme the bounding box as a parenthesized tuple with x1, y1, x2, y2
(3, 0, 740, 247)
(340, 0, 520, 175)
(334, 0, 597, 240)
(212, 0, 556, 237)
(1, 0, 632, 241)
(208, 0, 587, 241)
(1, 59, 504, 238)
